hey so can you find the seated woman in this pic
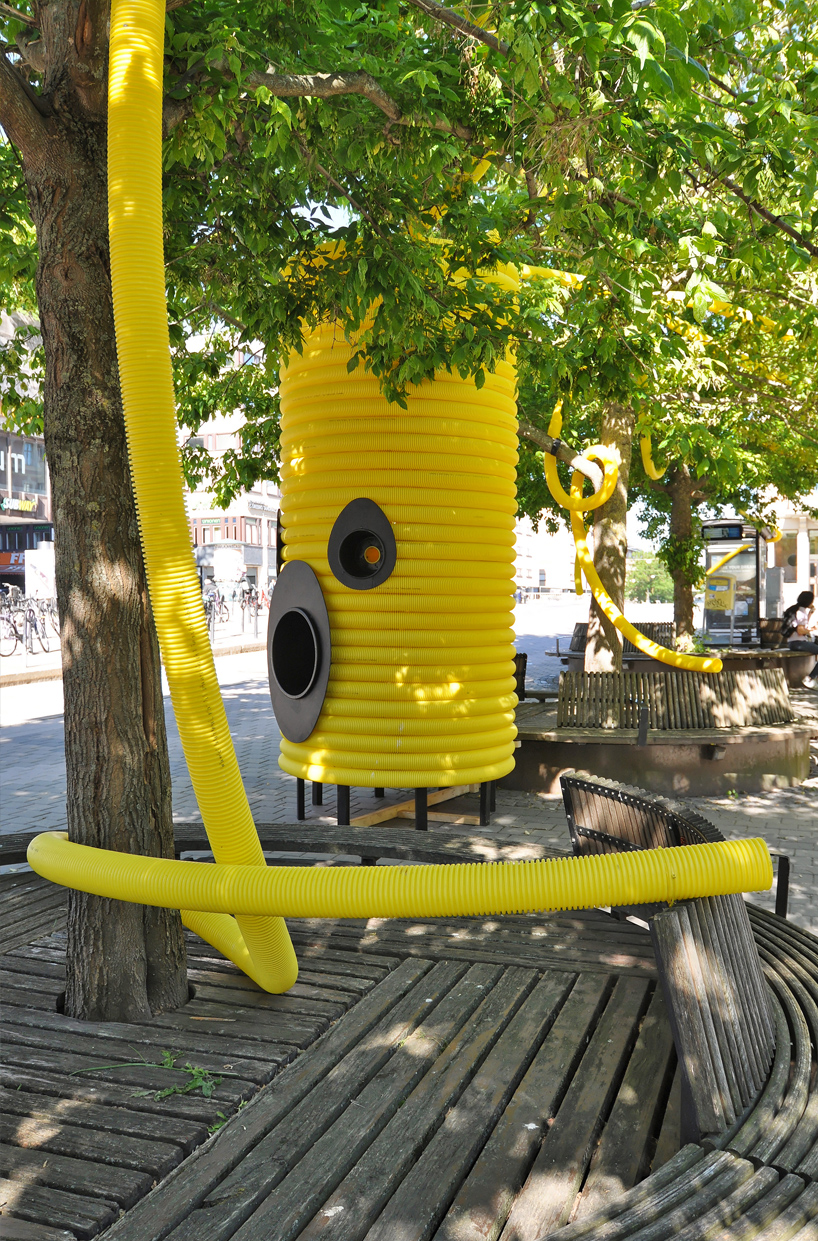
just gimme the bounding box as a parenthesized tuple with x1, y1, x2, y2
(783, 589, 818, 689)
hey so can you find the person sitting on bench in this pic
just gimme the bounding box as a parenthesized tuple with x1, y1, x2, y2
(783, 590, 818, 689)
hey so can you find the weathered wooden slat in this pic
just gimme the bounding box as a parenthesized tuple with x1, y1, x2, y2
(350, 970, 576, 1241)
(750, 956, 814, 1165)
(0, 1178, 119, 1241)
(575, 986, 676, 1220)
(0, 1140, 153, 1209)
(0, 1067, 236, 1125)
(0, 1021, 287, 1087)
(0, 1088, 206, 1153)
(224, 965, 533, 1241)
(434, 974, 614, 1241)
(0, 1111, 185, 1179)
(498, 975, 652, 1240)
(280, 967, 544, 1241)
(0, 1210, 75, 1240)
(651, 905, 728, 1136)
(101, 958, 436, 1241)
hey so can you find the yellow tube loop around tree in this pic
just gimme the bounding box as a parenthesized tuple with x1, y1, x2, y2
(542, 403, 619, 511)
(640, 434, 668, 480)
(543, 407, 722, 673)
(29, 833, 772, 920)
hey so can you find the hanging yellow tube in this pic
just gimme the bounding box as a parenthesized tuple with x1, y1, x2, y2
(706, 544, 752, 577)
(545, 407, 723, 674)
(640, 434, 668, 481)
(26, 0, 753, 997)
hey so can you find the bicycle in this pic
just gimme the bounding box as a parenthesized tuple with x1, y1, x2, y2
(0, 609, 21, 657)
(24, 604, 50, 653)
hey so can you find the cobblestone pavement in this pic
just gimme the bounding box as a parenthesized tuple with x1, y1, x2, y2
(3, 650, 816, 931)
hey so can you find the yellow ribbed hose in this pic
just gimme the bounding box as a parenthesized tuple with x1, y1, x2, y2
(103, 0, 296, 992)
(640, 434, 668, 481)
(277, 322, 520, 787)
(545, 407, 723, 674)
(706, 544, 752, 576)
(29, 833, 772, 920)
(27, 0, 748, 998)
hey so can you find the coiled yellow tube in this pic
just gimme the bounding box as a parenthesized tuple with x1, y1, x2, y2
(545, 408, 723, 674)
(29, 832, 772, 920)
(277, 322, 519, 787)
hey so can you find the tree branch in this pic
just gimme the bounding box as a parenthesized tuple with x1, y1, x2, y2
(518, 419, 604, 491)
(244, 68, 472, 139)
(404, 0, 510, 57)
(0, 47, 49, 160)
(0, 2, 36, 27)
(718, 173, 818, 258)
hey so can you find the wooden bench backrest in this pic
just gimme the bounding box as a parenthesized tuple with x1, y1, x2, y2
(569, 620, 676, 656)
(561, 775, 776, 1142)
(651, 894, 776, 1139)
(557, 667, 795, 730)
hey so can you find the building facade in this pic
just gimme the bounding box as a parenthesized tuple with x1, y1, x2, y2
(186, 416, 279, 595)
(0, 426, 54, 588)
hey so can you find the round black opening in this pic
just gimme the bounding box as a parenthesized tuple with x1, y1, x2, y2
(339, 530, 385, 580)
(272, 608, 320, 699)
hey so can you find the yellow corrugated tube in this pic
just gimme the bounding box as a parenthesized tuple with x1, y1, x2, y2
(277, 323, 520, 787)
(26, 0, 749, 999)
(640, 434, 668, 481)
(30, 832, 772, 920)
(546, 406, 723, 674)
(96, 0, 295, 992)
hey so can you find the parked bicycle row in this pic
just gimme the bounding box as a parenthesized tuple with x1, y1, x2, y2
(0, 593, 59, 657)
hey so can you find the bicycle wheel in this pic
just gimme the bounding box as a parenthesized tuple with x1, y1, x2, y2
(219, 602, 230, 623)
(0, 617, 17, 657)
(35, 623, 50, 653)
(50, 605, 61, 636)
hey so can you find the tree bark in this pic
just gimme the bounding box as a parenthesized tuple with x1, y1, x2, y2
(585, 402, 635, 672)
(667, 465, 697, 643)
(2, 21, 188, 1020)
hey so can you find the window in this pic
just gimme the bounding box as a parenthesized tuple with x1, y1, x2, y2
(245, 518, 260, 545)
(268, 520, 276, 547)
(216, 434, 236, 451)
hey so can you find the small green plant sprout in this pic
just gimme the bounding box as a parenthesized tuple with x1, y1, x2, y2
(69, 1049, 222, 1101)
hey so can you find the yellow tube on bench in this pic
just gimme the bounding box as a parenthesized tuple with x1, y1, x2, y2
(29, 832, 773, 921)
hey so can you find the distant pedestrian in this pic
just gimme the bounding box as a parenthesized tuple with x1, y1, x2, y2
(782, 590, 818, 688)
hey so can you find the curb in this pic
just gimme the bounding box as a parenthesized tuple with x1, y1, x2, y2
(0, 640, 267, 689)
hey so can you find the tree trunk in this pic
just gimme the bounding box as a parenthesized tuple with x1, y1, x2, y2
(667, 466, 696, 643)
(585, 402, 635, 672)
(8, 58, 188, 1020)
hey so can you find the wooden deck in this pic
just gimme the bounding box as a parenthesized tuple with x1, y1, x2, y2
(0, 868, 680, 1240)
(8, 865, 818, 1240)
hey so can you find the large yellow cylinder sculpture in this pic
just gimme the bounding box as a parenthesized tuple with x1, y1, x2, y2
(273, 320, 520, 788)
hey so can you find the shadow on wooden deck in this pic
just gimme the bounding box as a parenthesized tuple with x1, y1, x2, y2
(1, 874, 683, 1240)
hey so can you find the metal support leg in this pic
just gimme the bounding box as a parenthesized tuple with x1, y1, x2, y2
(479, 781, 491, 827)
(374, 788, 385, 799)
(489, 780, 496, 812)
(296, 778, 305, 821)
(311, 781, 323, 806)
(414, 788, 428, 832)
(774, 852, 790, 918)
(337, 785, 350, 827)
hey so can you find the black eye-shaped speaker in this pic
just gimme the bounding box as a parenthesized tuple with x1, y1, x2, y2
(267, 560, 331, 742)
(327, 498, 397, 590)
